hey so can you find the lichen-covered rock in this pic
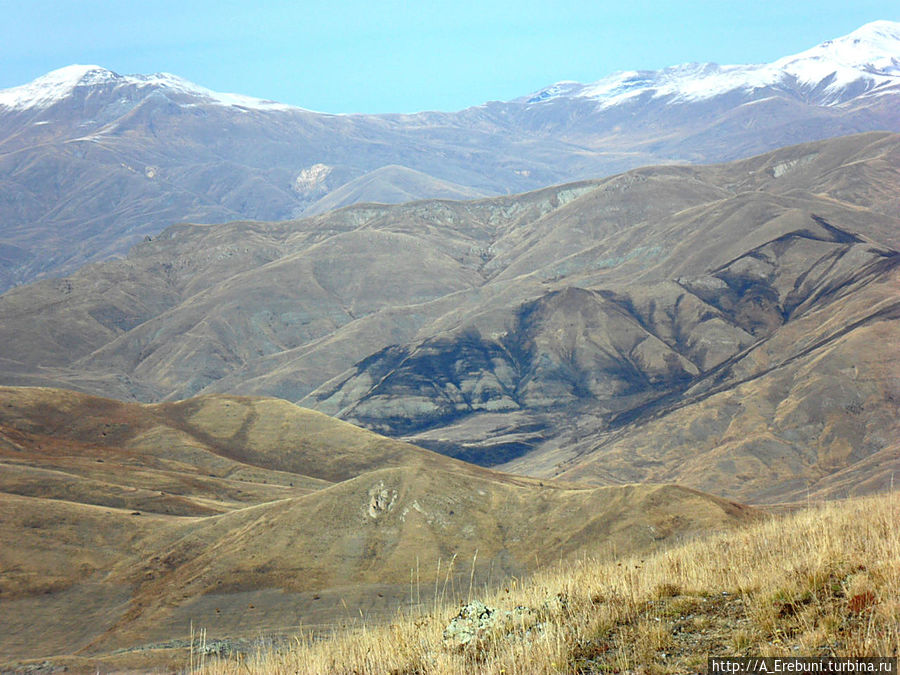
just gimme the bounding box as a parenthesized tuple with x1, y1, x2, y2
(441, 601, 540, 654)
(367, 481, 398, 518)
(442, 601, 498, 652)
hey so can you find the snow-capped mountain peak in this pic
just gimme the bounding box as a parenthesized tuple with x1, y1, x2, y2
(526, 20, 900, 108)
(773, 20, 900, 96)
(829, 19, 900, 62)
(0, 65, 119, 109)
(0, 64, 297, 112)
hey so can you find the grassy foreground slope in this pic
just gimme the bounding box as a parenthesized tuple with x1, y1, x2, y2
(204, 492, 900, 674)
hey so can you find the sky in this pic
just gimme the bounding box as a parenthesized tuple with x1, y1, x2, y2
(1, 0, 898, 114)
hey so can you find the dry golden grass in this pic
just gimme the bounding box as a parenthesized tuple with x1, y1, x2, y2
(199, 491, 900, 674)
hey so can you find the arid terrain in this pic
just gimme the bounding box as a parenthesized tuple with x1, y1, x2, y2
(2, 17, 899, 675)
(195, 491, 900, 675)
(1, 132, 897, 507)
(0, 386, 752, 670)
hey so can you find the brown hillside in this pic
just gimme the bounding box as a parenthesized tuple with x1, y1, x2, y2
(0, 387, 752, 668)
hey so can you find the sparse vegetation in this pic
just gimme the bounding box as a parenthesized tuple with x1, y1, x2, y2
(199, 492, 899, 674)
(0, 387, 750, 669)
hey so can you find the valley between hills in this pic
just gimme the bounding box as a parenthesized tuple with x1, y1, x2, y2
(1, 132, 897, 505)
(0, 131, 897, 672)
(1, 21, 899, 292)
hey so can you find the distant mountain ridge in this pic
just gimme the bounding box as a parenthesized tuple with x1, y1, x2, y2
(5, 21, 898, 114)
(524, 20, 900, 108)
(0, 21, 898, 290)
(0, 64, 296, 111)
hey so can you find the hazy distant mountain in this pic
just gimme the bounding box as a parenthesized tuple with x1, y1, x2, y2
(1, 132, 897, 504)
(0, 22, 898, 290)
(302, 164, 489, 215)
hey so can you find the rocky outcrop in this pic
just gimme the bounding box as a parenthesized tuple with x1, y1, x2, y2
(442, 601, 540, 653)
(442, 594, 569, 654)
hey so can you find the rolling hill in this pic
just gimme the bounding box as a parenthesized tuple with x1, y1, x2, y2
(0, 386, 751, 669)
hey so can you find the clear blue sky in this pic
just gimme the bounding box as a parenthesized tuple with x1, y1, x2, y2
(1, 0, 897, 113)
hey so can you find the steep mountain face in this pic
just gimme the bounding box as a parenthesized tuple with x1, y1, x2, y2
(0, 22, 898, 290)
(499, 219, 900, 502)
(0, 386, 751, 666)
(0, 132, 897, 504)
(314, 210, 900, 496)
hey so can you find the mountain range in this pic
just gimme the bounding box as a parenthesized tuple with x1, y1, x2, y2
(1, 131, 897, 506)
(0, 21, 898, 291)
(3, 20, 900, 672)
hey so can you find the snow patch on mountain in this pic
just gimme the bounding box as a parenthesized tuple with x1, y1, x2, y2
(0, 64, 298, 112)
(526, 20, 900, 108)
(772, 20, 900, 101)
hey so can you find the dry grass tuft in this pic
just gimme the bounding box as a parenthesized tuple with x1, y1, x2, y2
(198, 492, 900, 674)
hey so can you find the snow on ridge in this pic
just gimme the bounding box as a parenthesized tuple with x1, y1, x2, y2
(580, 63, 776, 107)
(5, 20, 899, 114)
(0, 64, 299, 112)
(525, 81, 582, 103)
(772, 20, 900, 98)
(0, 65, 117, 109)
(526, 20, 900, 108)
(122, 72, 298, 111)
